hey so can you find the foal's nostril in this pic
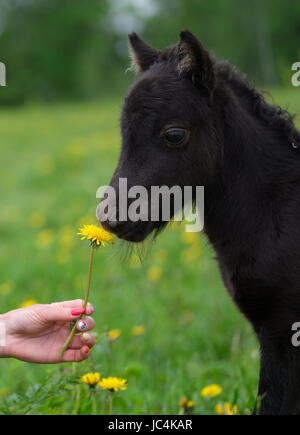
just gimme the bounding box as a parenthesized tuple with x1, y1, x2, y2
(107, 220, 119, 229)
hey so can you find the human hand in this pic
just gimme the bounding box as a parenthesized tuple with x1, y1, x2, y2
(0, 299, 95, 363)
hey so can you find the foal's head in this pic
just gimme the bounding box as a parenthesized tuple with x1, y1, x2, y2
(98, 31, 222, 242)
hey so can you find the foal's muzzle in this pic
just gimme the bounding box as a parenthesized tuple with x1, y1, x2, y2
(97, 198, 153, 242)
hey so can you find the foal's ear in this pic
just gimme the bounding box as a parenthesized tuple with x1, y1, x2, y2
(128, 32, 160, 73)
(178, 30, 215, 92)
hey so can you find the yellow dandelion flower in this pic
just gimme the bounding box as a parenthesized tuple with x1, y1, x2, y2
(81, 372, 101, 386)
(132, 325, 146, 337)
(179, 397, 194, 409)
(178, 397, 195, 414)
(178, 397, 188, 408)
(78, 224, 114, 248)
(201, 384, 222, 398)
(107, 329, 122, 341)
(224, 403, 238, 415)
(98, 377, 127, 392)
(20, 299, 37, 308)
(215, 403, 224, 415)
(146, 266, 163, 283)
(215, 403, 238, 415)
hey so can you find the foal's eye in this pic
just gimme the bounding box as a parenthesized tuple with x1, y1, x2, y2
(163, 128, 188, 147)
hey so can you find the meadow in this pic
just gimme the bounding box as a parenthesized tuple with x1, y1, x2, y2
(0, 88, 299, 415)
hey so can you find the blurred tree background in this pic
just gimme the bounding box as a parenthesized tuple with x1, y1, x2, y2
(0, 0, 299, 105)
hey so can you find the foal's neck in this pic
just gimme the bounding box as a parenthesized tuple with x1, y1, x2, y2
(204, 73, 300, 255)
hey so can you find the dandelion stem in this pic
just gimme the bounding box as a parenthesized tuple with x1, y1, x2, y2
(83, 247, 94, 309)
(59, 321, 78, 359)
(59, 247, 95, 358)
(108, 392, 113, 415)
(108, 340, 113, 376)
(73, 384, 81, 415)
(92, 390, 97, 415)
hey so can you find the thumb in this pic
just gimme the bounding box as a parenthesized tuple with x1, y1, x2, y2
(44, 304, 85, 323)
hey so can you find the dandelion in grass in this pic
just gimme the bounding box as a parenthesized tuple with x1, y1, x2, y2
(59, 224, 114, 358)
(146, 266, 163, 283)
(107, 329, 122, 341)
(107, 329, 121, 376)
(99, 377, 128, 415)
(179, 397, 188, 408)
(78, 224, 114, 247)
(201, 384, 222, 398)
(81, 372, 101, 415)
(98, 377, 127, 392)
(19, 299, 37, 308)
(215, 403, 238, 415)
(132, 325, 146, 337)
(81, 372, 101, 387)
(178, 397, 195, 414)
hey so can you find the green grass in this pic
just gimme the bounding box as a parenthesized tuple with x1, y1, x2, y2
(0, 88, 299, 415)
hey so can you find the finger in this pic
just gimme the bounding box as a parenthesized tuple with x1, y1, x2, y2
(50, 300, 95, 316)
(44, 305, 86, 323)
(81, 333, 96, 348)
(68, 333, 96, 349)
(61, 345, 90, 363)
(76, 316, 95, 333)
(84, 303, 94, 316)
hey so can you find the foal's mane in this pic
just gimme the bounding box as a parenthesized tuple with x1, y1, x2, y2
(216, 60, 300, 146)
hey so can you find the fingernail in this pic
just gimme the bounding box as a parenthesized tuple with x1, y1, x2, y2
(88, 303, 94, 314)
(71, 308, 85, 316)
(77, 320, 88, 331)
(82, 333, 91, 342)
(84, 346, 90, 354)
